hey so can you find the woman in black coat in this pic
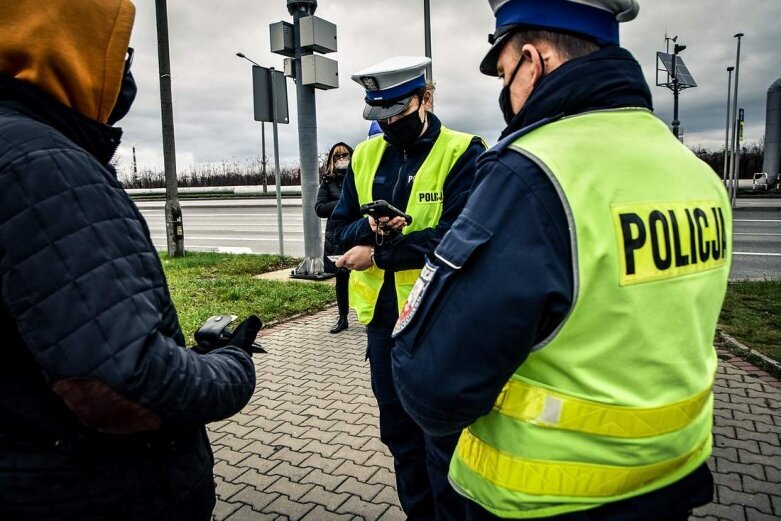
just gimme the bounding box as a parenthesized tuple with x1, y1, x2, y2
(315, 142, 353, 333)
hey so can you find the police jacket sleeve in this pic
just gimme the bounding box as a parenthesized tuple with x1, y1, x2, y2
(391, 152, 574, 436)
(330, 164, 374, 250)
(373, 138, 485, 272)
(314, 179, 338, 218)
(0, 145, 256, 434)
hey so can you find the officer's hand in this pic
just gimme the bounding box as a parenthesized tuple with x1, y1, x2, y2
(383, 216, 407, 231)
(369, 216, 406, 235)
(336, 245, 373, 271)
(226, 315, 264, 357)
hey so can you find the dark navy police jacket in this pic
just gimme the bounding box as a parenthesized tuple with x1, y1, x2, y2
(0, 74, 255, 520)
(391, 47, 713, 519)
(331, 113, 485, 329)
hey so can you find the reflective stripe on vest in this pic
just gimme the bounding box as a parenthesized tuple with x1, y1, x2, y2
(456, 428, 712, 498)
(349, 127, 476, 325)
(495, 376, 713, 438)
(449, 109, 731, 519)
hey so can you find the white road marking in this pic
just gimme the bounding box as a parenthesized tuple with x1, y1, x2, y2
(150, 236, 306, 243)
(733, 252, 781, 257)
(141, 213, 306, 219)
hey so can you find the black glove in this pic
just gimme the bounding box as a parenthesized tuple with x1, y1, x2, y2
(192, 315, 265, 356)
(227, 315, 265, 356)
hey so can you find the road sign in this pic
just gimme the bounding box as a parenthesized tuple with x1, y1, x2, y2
(252, 65, 289, 124)
(739, 108, 745, 142)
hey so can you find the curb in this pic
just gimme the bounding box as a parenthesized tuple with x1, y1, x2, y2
(717, 330, 781, 383)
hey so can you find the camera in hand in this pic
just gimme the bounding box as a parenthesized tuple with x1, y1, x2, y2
(360, 200, 413, 226)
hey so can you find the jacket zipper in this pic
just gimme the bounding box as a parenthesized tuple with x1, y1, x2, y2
(392, 149, 408, 207)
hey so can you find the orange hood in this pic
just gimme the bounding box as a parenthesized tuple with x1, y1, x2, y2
(0, 0, 136, 123)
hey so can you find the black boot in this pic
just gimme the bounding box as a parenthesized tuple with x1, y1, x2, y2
(330, 315, 348, 334)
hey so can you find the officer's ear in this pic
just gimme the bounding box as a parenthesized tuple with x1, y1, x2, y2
(421, 91, 433, 112)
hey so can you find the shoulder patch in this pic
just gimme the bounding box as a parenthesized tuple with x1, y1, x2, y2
(392, 261, 438, 338)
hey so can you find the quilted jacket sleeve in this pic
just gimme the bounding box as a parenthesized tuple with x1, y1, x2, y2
(0, 137, 256, 434)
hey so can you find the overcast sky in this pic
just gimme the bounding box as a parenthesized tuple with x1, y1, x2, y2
(117, 0, 780, 175)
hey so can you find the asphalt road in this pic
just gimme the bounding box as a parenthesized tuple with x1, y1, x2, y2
(732, 210, 781, 280)
(135, 198, 781, 281)
(136, 199, 317, 258)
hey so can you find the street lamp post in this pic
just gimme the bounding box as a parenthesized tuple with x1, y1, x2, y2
(237, 52, 269, 193)
(729, 33, 744, 206)
(723, 66, 735, 187)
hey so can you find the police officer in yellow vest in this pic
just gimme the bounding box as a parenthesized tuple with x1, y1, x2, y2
(332, 56, 486, 519)
(391, 2, 732, 520)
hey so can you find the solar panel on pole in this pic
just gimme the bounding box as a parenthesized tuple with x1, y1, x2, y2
(657, 52, 697, 88)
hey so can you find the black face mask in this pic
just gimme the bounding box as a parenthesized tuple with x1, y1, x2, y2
(379, 102, 426, 148)
(498, 55, 525, 125)
(498, 50, 546, 125)
(107, 48, 137, 125)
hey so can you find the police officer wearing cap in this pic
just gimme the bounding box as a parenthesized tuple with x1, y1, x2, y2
(392, 1, 732, 520)
(332, 56, 486, 519)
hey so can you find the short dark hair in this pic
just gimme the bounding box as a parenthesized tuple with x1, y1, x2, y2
(508, 29, 600, 62)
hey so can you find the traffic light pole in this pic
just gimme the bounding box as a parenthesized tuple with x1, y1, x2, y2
(289, 0, 327, 278)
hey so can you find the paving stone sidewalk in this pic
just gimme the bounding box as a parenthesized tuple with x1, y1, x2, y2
(207, 309, 781, 521)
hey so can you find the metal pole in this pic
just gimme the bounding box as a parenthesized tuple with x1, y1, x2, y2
(723, 67, 734, 187)
(734, 139, 742, 201)
(261, 122, 268, 193)
(671, 51, 680, 140)
(270, 69, 285, 257)
(289, 0, 325, 278)
(155, 0, 184, 257)
(424, 0, 432, 80)
(729, 33, 744, 207)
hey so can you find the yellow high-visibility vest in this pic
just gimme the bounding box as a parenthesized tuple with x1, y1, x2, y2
(349, 127, 477, 325)
(449, 109, 732, 519)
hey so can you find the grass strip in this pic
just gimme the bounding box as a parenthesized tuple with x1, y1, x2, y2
(719, 280, 781, 364)
(161, 252, 336, 341)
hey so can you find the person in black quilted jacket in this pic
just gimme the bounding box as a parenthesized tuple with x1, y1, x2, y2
(0, 1, 257, 519)
(315, 142, 354, 334)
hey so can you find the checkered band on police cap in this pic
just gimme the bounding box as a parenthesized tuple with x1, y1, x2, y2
(351, 56, 432, 121)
